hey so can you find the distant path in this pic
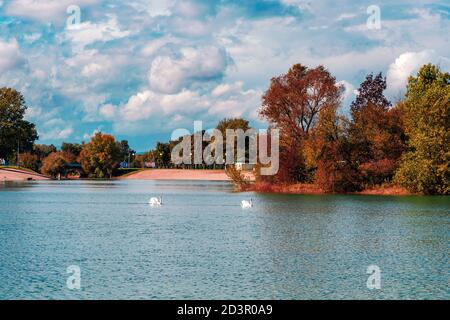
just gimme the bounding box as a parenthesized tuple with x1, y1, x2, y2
(0, 168, 50, 181)
(121, 169, 233, 181)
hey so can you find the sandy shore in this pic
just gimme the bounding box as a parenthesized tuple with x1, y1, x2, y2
(0, 168, 49, 181)
(122, 169, 233, 181)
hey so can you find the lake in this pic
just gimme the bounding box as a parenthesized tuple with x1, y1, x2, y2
(0, 180, 448, 299)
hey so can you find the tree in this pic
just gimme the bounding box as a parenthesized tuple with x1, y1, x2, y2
(216, 118, 250, 136)
(216, 118, 251, 164)
(154, 142, 171, 168)
(260, 64, 344, 137)
(349, 73, 406, 186)
(41, 152, 69, 178)
(259, 64, 344, 183)
(61, 142, 83, 158)
(33, 144, 57, 160)
(315, 105, 360, 192)
(79, 133, 121, 178)
(351, 73, 391, 113)
(395, 64, 450, 194)
(117, 140, 136, 164)
(19, 152, 38, 171)
(0, 88, 38, 161)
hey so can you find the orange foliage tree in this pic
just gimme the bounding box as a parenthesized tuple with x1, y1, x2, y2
(80, 133, 121, 178)
(259, 64, 344, 183)
(41, 152, 69, 178)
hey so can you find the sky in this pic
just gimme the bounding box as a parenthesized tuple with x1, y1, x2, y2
(0, 0, 449, 152)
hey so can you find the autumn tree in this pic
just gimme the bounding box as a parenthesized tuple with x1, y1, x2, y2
(395, 64, 450, 194)
(349, 73, 406, 186)
(80, 133, 121, 178)
(41, 152, 69, 178)
(0, 88, 38, 161)
(314, 104, 360, 192)
(259, 64, 344, 182)
(19, 152, 38, 171)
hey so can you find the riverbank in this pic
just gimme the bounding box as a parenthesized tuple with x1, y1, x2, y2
(0, 168, 49, 181)
(121, 169, 254, 181)
(243, 182, 413, 196)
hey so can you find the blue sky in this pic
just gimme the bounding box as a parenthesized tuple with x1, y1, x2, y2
(0, 0, 449, 151)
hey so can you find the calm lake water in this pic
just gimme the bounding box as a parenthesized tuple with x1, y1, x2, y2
(0, 180, 448, 300)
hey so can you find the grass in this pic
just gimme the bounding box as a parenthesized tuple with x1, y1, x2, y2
(0, 166, 40, 174)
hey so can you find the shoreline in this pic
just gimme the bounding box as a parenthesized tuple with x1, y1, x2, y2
(120, 169, 234, 181)
(242, 182, 415, 196)
(0, 168, 49, 182)
(1, 168, 416, 196)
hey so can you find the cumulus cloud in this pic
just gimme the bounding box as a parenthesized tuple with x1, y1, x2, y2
(149, 46, 229, 94)
(106, 81, 261, 135)
(3, 0, 450, 147)
(386, 50, 450, 96)
(0, 39, 26, 72)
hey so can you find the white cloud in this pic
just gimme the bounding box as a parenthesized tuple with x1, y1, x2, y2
(108, 81, 261, 135)
(149, 46, 228, 94)
(140, 36, 181, 57)
(0, 39, 26, 73)
(39, 127, 74, 140)
(126, 0, 174, 18)
(99, 104, 117, 120)
(6, 0, 99, 23)
(386, 50, 450, 97)
(63, 15, 131, 49)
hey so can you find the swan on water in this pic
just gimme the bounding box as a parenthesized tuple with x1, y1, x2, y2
(241, 199, 253, 209)
(149, 196, 163, 206)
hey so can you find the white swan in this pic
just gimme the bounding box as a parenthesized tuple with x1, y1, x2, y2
(149, 196, 163, 207)
(241, 199, 253, 209)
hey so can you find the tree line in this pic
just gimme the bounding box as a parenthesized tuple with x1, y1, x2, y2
(0, 62, 448, 194)
(255, 63, 449, 195)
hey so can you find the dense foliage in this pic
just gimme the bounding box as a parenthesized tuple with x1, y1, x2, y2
(79, 133, 121, 178)
(394, 65, 450, 194)
(41, 152, 70, 178)
(256, 63, 448, 194)
(0, 88, 38, 161)
(1, 63, 447, 194)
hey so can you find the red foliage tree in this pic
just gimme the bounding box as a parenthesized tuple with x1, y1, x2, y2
(259, 64, 344, 183)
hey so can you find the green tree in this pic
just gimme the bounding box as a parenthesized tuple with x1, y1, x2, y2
(395, 64, 450, 194)
(216, 118, 250, 136)
(0, 88, 38, 161)
(216, 118, 251, 164)
(61, 142, 83, 157)
(80, 133, 121, 178)
(117, 140, 136, 164)
(154, 142, 171, 168)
